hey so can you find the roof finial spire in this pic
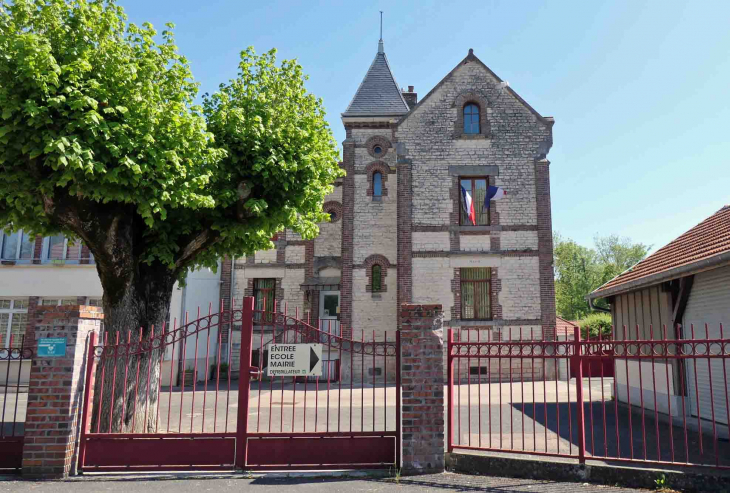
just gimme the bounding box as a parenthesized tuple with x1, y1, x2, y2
(378, 11, 384, 54)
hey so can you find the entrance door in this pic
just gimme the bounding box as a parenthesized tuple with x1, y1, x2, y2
(319, 291, 340, 336)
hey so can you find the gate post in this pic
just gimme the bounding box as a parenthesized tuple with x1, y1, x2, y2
(400, 304, 445, 474)
(77, 331, 97, 471)
(235, 296, 255, 470)
(21, 305, 103, 479)
(573, 326, 586, 464)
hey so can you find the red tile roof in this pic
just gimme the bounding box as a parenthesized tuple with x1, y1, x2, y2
(556, 316, 578, 336)
(591, 205, 730, 297)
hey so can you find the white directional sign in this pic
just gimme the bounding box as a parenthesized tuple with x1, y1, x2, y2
(267, 343, 323, 377)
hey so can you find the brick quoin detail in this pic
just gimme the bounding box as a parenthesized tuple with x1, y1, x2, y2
(361, 254, 391, 293)
(449, 176, 461, 251)
(400, 303, 445, 474)
(535, 159, 556, 342)
(365, 161, 391, 197)
(219, 256, 232, 344)
(396, 159, 413, 329)
(22, 305, 103, 479)
(339, 136, 355, 331)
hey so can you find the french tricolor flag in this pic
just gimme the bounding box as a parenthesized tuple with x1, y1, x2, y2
(484, 186, 506, 209)
(461, 185, 476, 225)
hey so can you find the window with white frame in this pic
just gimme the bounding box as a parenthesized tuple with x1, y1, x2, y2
(86, 298, 103, 307)
(43, 235, 84, 263)
(1, 229, 34, 261)
(40, 298, 78, 306)
(0, 298, 29, 348)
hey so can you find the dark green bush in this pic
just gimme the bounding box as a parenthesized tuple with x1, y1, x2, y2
(578, 312, 613, 339)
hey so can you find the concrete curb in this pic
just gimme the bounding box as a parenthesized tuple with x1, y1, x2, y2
(446, 452, 730, 493)
(72, 469, 393, 481)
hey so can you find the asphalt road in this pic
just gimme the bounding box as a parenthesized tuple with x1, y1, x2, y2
(0, 472, 651, 492)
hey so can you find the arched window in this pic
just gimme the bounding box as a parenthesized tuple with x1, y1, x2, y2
(463, 104, 480, 134)
(372, 264, 382, 292)
(373, 172, 382, 198)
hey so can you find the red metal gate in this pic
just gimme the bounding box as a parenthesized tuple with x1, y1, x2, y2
(79, 297, 400, 472)
(447, 324, 730, 470)
(0, 336, 31, 472)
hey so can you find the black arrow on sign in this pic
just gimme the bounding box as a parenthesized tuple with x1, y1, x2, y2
(310, 347, 319, 372)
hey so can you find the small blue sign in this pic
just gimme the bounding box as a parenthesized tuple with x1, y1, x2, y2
(38, 337, 67, 357)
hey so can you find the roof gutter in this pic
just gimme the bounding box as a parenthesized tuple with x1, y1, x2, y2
(588, 297, 610, 313)
(588, 251, 730, 301)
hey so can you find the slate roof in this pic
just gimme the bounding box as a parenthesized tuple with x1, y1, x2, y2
(590, 205, 730, 298)
(342, 47, 410, 117)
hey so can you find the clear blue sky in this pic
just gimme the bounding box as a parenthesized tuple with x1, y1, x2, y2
(121, 0, 730, 253)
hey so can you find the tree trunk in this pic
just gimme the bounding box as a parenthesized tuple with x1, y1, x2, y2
(89, 260, 177, 434)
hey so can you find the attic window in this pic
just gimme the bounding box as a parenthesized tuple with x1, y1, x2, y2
(463, 104, 480, 134)
(453, 92, 490, 139)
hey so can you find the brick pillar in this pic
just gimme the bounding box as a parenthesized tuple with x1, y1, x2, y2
(400, 304, 445, 474)
(22, 305, 103, 479)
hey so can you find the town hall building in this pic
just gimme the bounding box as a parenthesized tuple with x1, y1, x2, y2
(230, 38, 557, 381)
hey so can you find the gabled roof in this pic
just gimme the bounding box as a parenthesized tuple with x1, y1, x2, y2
(556, 317, 579, 337)
(590, 205, 730, 299)
(397, 49, 553, 127)
(342, 44, 410, 118)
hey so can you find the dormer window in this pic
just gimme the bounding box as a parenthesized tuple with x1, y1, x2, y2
(463, 104, 480, 134)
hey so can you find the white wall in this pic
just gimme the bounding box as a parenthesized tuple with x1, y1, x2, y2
(0, 265, 102, 297)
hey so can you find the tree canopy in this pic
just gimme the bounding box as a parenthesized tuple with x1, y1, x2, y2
(554, 233, 650, 320)
(0, 0, 342, 281)
(1, 0, 344, 432)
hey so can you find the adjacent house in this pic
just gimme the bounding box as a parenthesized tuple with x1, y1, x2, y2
(231, 39, 557, 382)
(588, 205, 730, 431)
(0, 230, 222, 386)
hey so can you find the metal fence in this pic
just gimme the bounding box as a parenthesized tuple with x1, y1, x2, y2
(0, 335, 31, 471)
(79, 299, 400, 471)
(447, 324, 730, 470)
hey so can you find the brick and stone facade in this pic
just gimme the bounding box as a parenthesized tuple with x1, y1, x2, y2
(234, 44, 556, 381)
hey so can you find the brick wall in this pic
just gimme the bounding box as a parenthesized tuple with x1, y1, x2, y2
(400, 303, 445, 474)
(22, 305, 103, 479)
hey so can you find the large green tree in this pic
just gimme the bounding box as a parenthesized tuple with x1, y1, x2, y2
(0, 0, 341, 431)
(554, 233, 650, 320)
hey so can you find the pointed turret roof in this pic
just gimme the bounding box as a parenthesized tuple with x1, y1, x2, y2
(342, 41, 410, 118)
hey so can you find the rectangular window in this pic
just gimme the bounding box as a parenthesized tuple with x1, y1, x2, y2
(87, 298, 103, 307)
(1, 230, 34, 261)
(47, 234, 66, 260)
(0, 298, 29, 348)
(459, 177, 490, 226)
(41, 298, 77, 306)
(460, 268, 491, 320)
(253, 279, 276, 322)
